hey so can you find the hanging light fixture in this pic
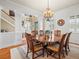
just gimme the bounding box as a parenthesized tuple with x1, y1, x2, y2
(43, 0, 54, 19)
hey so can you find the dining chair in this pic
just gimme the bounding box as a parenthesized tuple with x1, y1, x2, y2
(47, 30, 61, 47)
(31, 30, 42, 46)
(31, 30, 37, 40)
(47, 33, 67, 59)
(45, 30, 51, 36)
(25, 33, 31, 57)
(25, 33, 44, 59)
(39, 30, 44, 36)
(54, 29, 61, 37)
(64, 32, 72, 55)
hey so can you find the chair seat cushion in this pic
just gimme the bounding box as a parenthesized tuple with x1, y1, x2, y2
(47, 44, 59, 52)
(34, 45, 43, 52)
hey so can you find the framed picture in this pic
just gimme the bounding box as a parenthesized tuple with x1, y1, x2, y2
(9, 10, 15, 17)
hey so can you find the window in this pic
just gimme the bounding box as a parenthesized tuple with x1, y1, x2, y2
(69, 15, 79, 33)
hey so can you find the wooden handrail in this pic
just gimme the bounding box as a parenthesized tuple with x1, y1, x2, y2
(1, 10, 15, 20)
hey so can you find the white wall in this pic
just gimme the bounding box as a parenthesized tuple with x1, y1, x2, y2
(54, 4, 79, 33)
(38, 16, 44, 30)
(0, 0, 41, 41)
(54, 4, 79, 44)
(0, 0, 79, 44)
(0, 32, 15, 45)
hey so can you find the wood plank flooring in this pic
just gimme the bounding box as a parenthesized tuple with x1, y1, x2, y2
(0, 48, 11, 59)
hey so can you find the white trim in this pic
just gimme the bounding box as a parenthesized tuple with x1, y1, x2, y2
(70, 43, 79, 48)
(1, 18, 15, 27)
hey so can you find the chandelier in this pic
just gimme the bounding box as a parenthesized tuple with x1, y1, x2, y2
(43, 0, 54, 19)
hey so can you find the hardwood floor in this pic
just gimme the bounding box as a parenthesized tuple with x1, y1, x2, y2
(0, 42, 24, 59)
(0, 45, 79, 59)
(0, 48, 11, 59)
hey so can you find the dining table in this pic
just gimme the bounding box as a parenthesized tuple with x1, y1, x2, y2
(31, 34, 62, 50)
(31, 34, 62, 56)
(35, 34, 62, 43)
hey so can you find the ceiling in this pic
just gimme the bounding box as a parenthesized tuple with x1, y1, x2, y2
(8, 0, 79, 12)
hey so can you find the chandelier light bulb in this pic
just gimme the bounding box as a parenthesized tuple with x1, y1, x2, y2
(43, 8, 54, 18)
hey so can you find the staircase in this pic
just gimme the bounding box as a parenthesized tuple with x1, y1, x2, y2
(1, 10, 15, 27)
(0, 9, 15, 32)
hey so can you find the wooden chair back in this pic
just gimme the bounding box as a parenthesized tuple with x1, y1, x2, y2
(38, 34, 46, 41)
(54, 30, 61, 37)
(45, 34, 49, 41)
(59, 33, 67, 52)
(31, 30, 37, 39)
(25, 33, 29, 50)
(25, 33, 34, 52)
(65, 32, 72, 47)
(39, 30, 44, 36)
